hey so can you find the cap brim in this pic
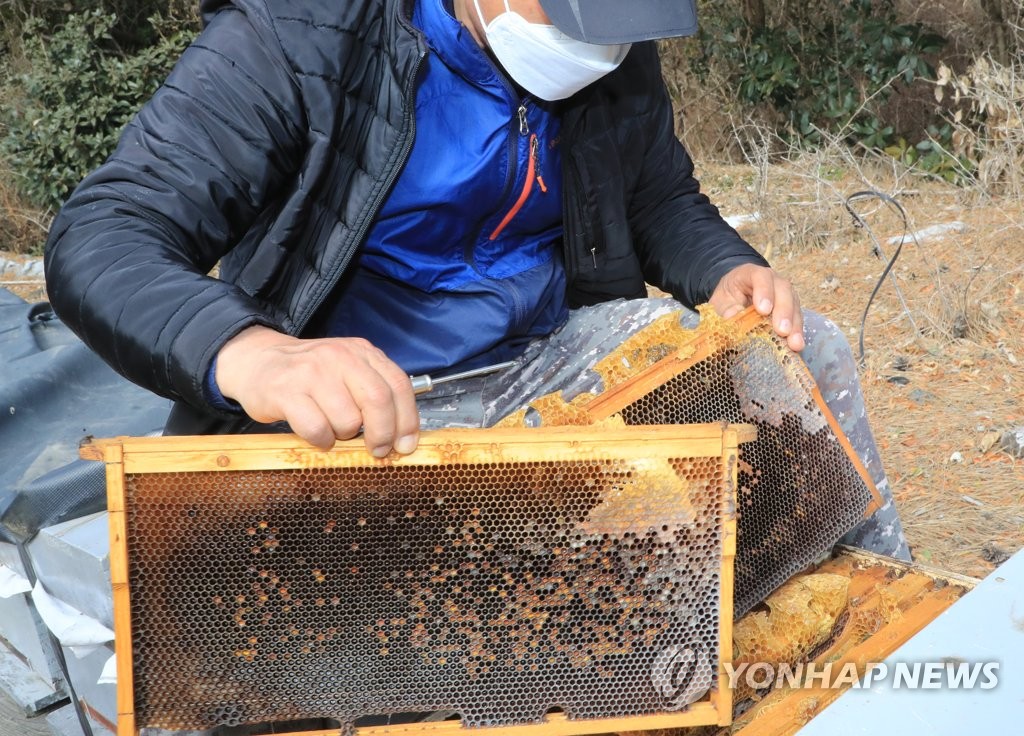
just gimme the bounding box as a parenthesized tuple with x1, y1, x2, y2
(538, 0, 698, 44)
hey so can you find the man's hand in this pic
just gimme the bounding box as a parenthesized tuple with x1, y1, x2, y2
(709, 263, 805, 351)
(215, 326, 420, 455)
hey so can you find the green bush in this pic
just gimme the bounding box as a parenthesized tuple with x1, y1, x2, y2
(694, 0, 953, 170)
(0, 9, 195, 211)
(1, 0, 196, 52)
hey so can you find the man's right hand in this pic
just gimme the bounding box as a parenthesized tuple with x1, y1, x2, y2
(214, 326, 420, 456)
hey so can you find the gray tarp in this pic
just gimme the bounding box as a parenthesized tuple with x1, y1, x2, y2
(0, 288, 171, 544)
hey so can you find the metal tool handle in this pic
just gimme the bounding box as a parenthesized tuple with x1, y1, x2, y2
(410, 374, 433, 395)
(410, 360, 517, 396)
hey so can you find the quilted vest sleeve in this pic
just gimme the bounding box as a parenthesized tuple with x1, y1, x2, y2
(44, 5, 306, 413)
(625, 45, 769, 307)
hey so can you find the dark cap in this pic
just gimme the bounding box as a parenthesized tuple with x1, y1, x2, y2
(538, 0, 698, 44)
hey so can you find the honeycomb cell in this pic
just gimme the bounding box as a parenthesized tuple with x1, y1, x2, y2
(614, 327, 876, 616)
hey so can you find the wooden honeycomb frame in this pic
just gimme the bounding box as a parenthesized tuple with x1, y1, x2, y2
(83, 424, 755, 736)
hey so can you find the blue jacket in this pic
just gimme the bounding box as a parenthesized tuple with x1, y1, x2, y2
(306, 0, 568, 375)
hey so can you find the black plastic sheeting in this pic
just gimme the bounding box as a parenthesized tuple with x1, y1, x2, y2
(0, 288, 171, 544)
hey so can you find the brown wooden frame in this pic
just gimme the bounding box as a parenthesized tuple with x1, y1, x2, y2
(84, 424, 754, 736)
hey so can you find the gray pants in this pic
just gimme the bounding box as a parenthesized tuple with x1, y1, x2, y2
(417, 298, 911, 561)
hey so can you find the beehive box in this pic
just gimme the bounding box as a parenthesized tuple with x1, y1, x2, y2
(727, 546, 975, 734)
(82, 424, 755, 736)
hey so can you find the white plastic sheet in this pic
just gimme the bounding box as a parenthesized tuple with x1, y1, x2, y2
(0, 561, 32, 598)
(887, 221, 967, 245)
(98, 653, 117, 685)
(30, 580, 114, 658)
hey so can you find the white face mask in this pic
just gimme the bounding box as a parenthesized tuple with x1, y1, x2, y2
(472, 0, 631, 101)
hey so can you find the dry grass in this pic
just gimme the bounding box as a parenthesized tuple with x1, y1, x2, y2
(936, 54, 1024, 200)
(0, 164, 49, 256)
(0, 170, 48, 300)
(702, 156, 1024, 579)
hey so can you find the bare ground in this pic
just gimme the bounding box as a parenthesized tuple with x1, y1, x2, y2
(699, 160, 1024, 579)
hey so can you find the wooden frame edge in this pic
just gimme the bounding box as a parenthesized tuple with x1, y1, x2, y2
(832, 545, 980, 588)
(102, 427, 749, 475)
(806, 383, 885, 517)
(584, 307, 763, 421)
(100, 425, 747, 735)
(102, 446, 138, 736)
(717, 433, 739, 725)
(254, 704, 721, 736)
(88, 424, 736, 453)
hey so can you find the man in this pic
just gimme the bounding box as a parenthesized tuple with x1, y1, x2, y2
(44, 0, 908, 557)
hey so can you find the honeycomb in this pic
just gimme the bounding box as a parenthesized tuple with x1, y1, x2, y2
(101, 427, 745, 734)
(730, 573, 850, 704)
(502, 307, 881, 617)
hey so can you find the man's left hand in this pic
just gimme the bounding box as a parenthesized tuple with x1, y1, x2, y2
(709, 263, 805, 352)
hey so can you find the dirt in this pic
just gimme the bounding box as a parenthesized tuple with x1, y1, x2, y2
(700, 160, 1024, 579)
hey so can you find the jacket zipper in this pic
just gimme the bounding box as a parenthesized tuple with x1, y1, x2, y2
(562, 149, 598, 277)
(499, 103, 528, 205)
(489, 133, 546, 241)
(464, 101, 529, 270)
(293, 45, 428, 335)
(476, 47, 529, 210)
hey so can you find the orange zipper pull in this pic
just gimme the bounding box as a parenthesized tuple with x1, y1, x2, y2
(489, 134, 544, 241)
(533, 137, 548, 193)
